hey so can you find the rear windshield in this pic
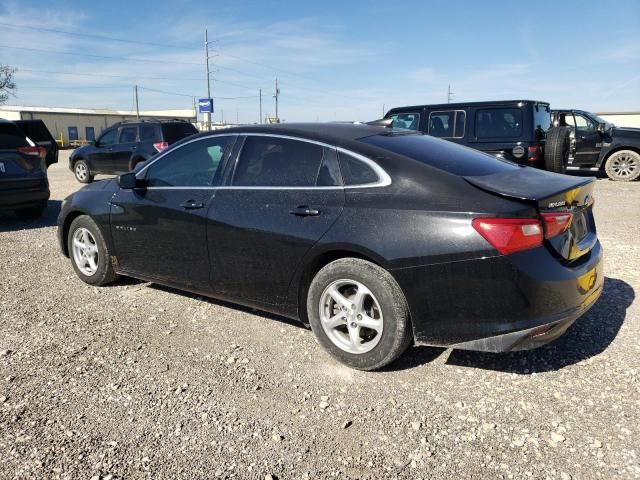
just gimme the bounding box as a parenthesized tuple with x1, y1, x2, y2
(161, 123, 198, 144)
(533, 104, 551, 133)
(360, 133, 520, 177)
(0, 122, 29, 149)
(14, 120, 55, 143)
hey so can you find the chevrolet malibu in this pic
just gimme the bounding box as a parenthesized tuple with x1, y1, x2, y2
(57, 123, 603, 370)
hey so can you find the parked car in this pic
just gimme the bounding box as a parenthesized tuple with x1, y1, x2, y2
(58, 123, 603, 370)
(0, 119, 56, 219)
(385, 100, 572, 173)
(14, 119, 59, 169)
(552, 109, 640, 181)
(69, 119, 198, 183)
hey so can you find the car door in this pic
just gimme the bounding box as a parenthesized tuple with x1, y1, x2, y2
(207, 134, 345, 305)
(111, 125, 139, 172)
(572, 113, 601, 166)
(87, 128, 118, 173)
(110, 135, 236, 290)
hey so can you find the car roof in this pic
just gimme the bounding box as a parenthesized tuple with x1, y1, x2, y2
(203, 122, 401, 145)
(386, 100, 549, 113)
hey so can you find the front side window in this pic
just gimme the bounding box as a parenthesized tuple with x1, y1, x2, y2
(119, 126, 138, 143)
(429, 110, 466, 138)
(389, 113, 420, 131)
(233, 136, 325, 187)
(98, 129, 118, 146)
(574, 114, 596, 132)
(475, 108, 523, 138)
(144, 136, 231, 187)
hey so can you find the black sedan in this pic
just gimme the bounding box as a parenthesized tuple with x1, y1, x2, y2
(57, 123, 603, 370)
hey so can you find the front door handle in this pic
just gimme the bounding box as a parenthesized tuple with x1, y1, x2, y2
(289, 206, 320, 217)
(180, 200, 205, 210)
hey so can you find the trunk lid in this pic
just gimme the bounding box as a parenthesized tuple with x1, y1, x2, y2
(464, 167, 597, 261)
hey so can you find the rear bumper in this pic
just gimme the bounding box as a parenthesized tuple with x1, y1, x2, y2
(0, 187, 49, 210)
(392, 240, 604, 351)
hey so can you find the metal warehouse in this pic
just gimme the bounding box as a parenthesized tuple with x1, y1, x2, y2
(0, 105, 196, 146)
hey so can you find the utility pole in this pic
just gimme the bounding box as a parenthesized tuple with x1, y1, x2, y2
(274, 78, 280, 122)
(204, 29, 212, 131)
(259, 89, 263, 124)
(447, 84, 454, 104)
(192, 97, 197, 124)
(134, 85, 140, 119)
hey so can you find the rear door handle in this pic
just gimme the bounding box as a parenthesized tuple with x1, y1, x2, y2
(180, 200, 205, 210)
(289, 206, 320, 217)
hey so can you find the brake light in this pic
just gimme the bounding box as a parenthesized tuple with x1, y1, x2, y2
(153, 142, 169, 152)
(527, 145, 541, 163)
(541, 212, 573, 239)
(472, 218, 543, 255)
(18, 146, 47, 159)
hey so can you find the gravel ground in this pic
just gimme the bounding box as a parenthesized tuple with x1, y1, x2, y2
(1, 152, 639, 480)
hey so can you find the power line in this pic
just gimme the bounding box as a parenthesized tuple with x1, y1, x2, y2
(0, 44, 200, 65)
(0, 21, 195, 50)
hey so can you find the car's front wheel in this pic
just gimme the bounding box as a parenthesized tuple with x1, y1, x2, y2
(68, 215, 119, 286)
(74, 160, 94, 183)
(307, 258, 413, 370)
(604, 150, 640, 181)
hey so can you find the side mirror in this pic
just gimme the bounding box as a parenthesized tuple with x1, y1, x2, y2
(117, 172, 140, 189)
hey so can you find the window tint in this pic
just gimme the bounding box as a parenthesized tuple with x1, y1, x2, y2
(316, 148, 342, 187)
(145, 136, 230, 187)
(233, 136, 324, 187)
(389, 113, 420, 130)
(15, 120, 55, 143)
(161, 123, 198, 143)
(454, 111, 466, 137)
(428, 111, 466, 138)
(339, 152, 379, 185)
(361, 133, 519, 177)
(140, 124, 160, 142)
(0, 123, 29, 149)
(119, 126, 138, 143)
(98, 129, 118, 146)
(533, 104, 551, 132)
(475, 108, 523, 138)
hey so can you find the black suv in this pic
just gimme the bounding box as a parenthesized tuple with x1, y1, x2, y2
(0, 119, 58, 219)
(69, 119, 198, 183)
(385, 100, 571, 173)
(552, 109, 640, 181)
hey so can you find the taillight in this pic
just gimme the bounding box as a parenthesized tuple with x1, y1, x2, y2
(541, 212, 573, 239)
(18, 146, 47, 159)
(527, 145, 541, 163)
(472, 218, 543, 255)
(153, 142, 169, 152)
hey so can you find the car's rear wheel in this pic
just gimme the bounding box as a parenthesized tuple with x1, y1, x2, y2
(307, 258, 412, 370)
(604, 150, 640, 181)
(68, 215, 119, 286)
(544, 126, 571, 174)
(74, 160, 94, 183)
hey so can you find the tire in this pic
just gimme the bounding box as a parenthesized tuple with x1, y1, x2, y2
(307, 258, 413, 370)
(544, 126, 571, 173)
(15, 204, 45, 219)
(74, 160, 94, 184)
(604, 150, 640, 182)
(67, 215, 119, 286)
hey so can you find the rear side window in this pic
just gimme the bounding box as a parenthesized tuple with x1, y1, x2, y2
(475, 108, 523, 138)
(428, 110, 466, 138)
(389, 113, 420, 130)
(161, 123, 198, 144)
(140, 124, 160, 142)
(0, 123, 29, 149)
(361, 133, 520, 177)
(233, 136, 325, 187)
(119, 126, 138, 143)
(339, 152, 379, 185)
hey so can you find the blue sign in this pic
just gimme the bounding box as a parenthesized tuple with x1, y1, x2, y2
(199, 98, 214, 113)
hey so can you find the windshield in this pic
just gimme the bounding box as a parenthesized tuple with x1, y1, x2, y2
(583, 111, 614, 128)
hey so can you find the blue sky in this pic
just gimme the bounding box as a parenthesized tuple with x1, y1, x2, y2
(1, 0, 639, 123)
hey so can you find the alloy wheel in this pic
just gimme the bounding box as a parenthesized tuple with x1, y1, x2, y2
(319, 279, 384, 354)
(72, 227, 99, 276)
(75, 163, 87, 181)
(611, 153, 638, 179)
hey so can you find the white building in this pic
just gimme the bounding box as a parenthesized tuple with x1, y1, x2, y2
(0, 105, 197, 144)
